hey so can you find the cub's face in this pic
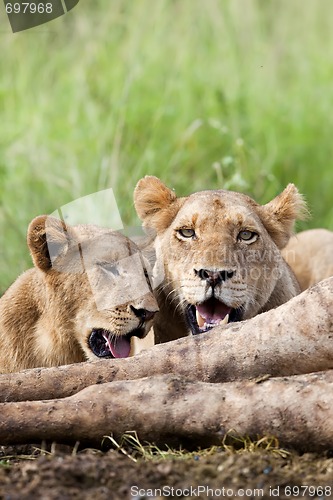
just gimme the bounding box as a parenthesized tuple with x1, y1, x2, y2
(134, 176, 307, 336)
(28, 217, 158, 360)
(72, 232, 158, 360)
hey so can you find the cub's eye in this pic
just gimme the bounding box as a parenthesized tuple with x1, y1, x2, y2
(99, 263, 120, 276)
(143, 268, 151, 283)
(238, 230, 258, 243)
(177, 228, 196, 239)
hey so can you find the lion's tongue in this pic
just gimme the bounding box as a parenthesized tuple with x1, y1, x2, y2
(196, 300, 231, 327)
(102, 332, 131, 358)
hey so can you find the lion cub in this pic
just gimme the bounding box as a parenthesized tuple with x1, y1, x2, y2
(0, 216, 158, 373)
(134, 176, 308, 344)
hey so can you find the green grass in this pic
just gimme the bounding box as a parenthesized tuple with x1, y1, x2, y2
(1, 0, 333, 291)
(0, 433, 288, 468)
(103, 431, 290, 462)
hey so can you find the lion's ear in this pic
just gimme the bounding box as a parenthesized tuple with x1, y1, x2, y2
(257, 184, 309, 249)
(27, 216, 72, 272)
(134, 176, 181, 232)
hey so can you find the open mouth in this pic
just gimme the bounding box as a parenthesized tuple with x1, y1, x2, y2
(186, 297, 242, 335)
(88, 327, 145, 358)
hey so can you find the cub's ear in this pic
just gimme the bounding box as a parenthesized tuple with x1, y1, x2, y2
(27, 216, 72, 272)
(257, 184, 309, 249)
(134, 176, 182, 232)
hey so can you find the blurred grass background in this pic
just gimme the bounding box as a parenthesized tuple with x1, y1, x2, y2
(0, 0, 333, 292)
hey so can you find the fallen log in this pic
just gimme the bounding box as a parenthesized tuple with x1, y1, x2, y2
(1, 278, 332, 403)
(0, 371, 332, 451)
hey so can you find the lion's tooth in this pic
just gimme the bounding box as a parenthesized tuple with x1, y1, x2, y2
(195, 309, 205, 328)
(219, 314, 229, 326)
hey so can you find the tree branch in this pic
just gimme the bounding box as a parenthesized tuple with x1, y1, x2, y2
(1, 278, 332, 403)
(0, 371, 332, 451)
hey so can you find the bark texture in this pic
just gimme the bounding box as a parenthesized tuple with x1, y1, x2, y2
(1, 278, 332, 403)
(0, 371, 332, 451)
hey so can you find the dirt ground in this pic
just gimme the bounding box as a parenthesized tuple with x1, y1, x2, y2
(1, 444, 332, 500)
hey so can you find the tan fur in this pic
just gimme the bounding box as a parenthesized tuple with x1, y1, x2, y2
(0, 216, 158, 373)
(282, 228, 333, 291)
(134, 176, 307, 343)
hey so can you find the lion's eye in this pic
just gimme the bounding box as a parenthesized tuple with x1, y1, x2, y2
(238, 230, 258, 243)
(100, 263, 120, 276)
(177, 228, 196, 239)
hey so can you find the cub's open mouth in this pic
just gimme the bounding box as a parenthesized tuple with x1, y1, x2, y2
(88, 327, 145, 358)
(186, 297, 242, 335)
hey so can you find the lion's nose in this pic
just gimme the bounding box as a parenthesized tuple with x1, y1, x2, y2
(195, 268, 234, 286)
(130, 306, 156, 322)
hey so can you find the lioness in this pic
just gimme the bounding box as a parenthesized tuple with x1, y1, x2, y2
(282, 228, 333, 291)
(0, 215, 158, 373)
(134, 176, 307, 344)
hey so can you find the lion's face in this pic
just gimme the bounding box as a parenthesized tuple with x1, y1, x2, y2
(154, 192, 285, 334)
(28, 216, 158, 360)
(134, 176, 307, 337)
